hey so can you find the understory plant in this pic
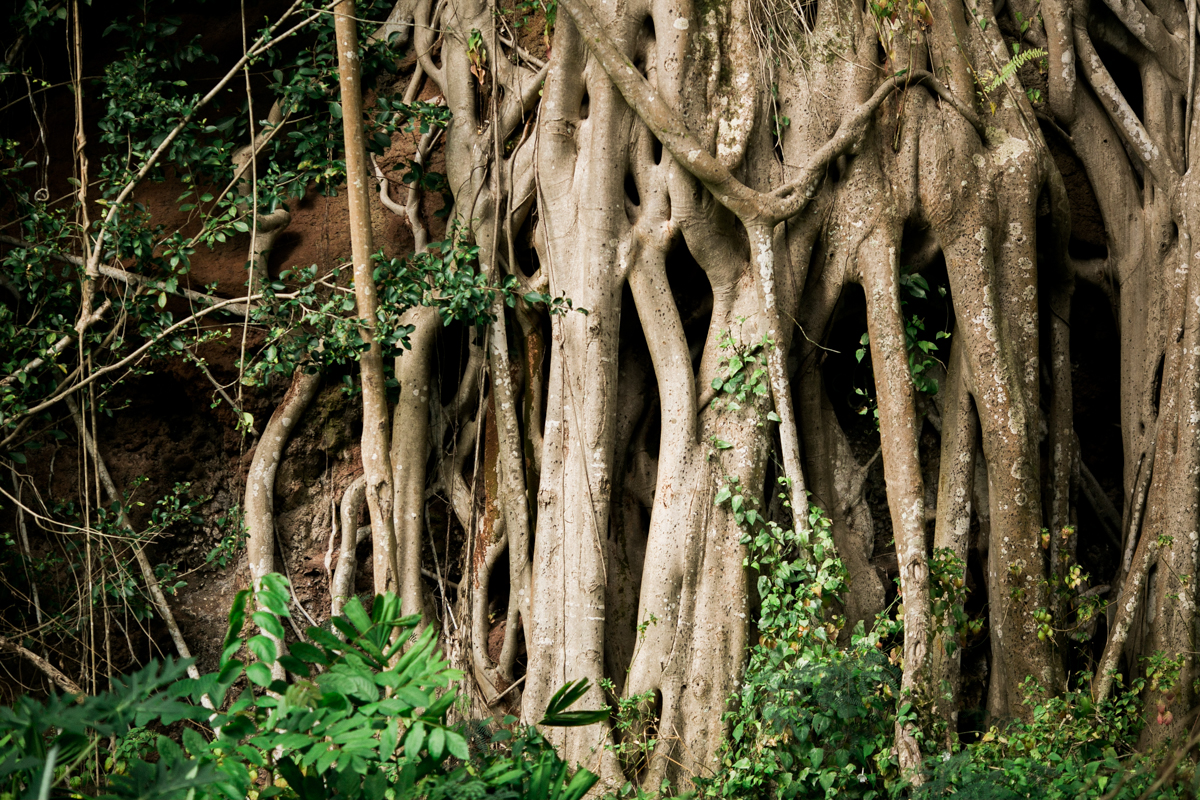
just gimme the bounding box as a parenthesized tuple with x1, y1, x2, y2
(914, 673, 1191, 799)
(701, 489, 902, 800)
(701, 481, 1197, 799)
(0, 574, 605, 800)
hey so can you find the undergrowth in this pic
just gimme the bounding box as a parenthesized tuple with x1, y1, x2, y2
(0, 575, 606, 800)
(699, 478, 1197, 799)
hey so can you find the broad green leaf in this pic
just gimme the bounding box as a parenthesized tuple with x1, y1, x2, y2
(246, 662, 273, 687)
(253, 611, 285, 641)
(444, 730, 469, 760)
(427, 727, 445, 760)
(248, 635, 277, 665)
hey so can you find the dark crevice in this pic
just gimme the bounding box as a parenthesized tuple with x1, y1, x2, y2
(1151, 352, 1164, 414)
(664, 240, 713, 374)
(1070, 281, 1124, 618)
(624, 171, 641, 208)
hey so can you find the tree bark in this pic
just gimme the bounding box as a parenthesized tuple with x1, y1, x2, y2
(335, 0, 401, 596)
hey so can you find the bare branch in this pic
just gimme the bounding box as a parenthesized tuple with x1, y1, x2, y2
(0, 634, 83, 695)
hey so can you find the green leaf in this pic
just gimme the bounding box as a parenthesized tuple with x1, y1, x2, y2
(248, 635, 277, 665)
(306, 625, 344, 652)
(540, 679, 610, 727)
(290, 641, 329, 666)
(257, 574, 291, 617)
(343, 597, 373, 634)
(444, 730, 469, 760)
(317, 664, 379, 703)
(223, 590, 250, 660)
(277, 655, 310, 677)
(561, 768, 601, 800)
(404, 720, 426, 756)
(380, 719, 400, 760)
(391, 686, 429, 708)
(329, 101, 343, 119)
(246, 662, 273, 687)
(427, 727, 445, 760)
(253, 611, 285, 641)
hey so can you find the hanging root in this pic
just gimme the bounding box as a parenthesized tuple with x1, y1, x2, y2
(245, 369, 322, 677)
(332, 474, 368, 617)
(930, 336, 977, 737)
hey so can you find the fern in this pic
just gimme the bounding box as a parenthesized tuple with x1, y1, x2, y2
(984, 46, 1046, 93)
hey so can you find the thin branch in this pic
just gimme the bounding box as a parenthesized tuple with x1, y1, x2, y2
(181, 346, 259, 437)
(64, 396, 211, 705)
(0, 234, 254, 314)
(0, 298, 111, 389)
(0, 634, 83, 695)
(9, 469, 43, 626)
(0, 291, 289, 430)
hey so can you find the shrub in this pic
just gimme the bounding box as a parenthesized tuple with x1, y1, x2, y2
(0, 574, 604, 800)
(702, 485, 1195, 799)
(702, 491, 902, 800)
(915, 674, 1191, 799)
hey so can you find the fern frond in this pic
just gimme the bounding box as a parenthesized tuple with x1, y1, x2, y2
(984, 47, 1046, 93)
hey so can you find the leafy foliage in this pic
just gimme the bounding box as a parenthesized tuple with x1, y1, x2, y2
(711, 328, 772, 415)
(703, 484, 902, 799)
(928, 548, 981, 657)
(0, 657, 201, 799)
(701, 477, 1192, 800)
(852, 272, 949, 426)
(240, 230, 532, 387)
(0, 0, 413, 442)
(0, 575, 602, 800)
(598, 678, 659, 784)
(983, 47, 1048, 94)
(915, 676, 1188, 799)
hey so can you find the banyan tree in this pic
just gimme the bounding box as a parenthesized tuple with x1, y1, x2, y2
(1, 0, 1199, 789)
